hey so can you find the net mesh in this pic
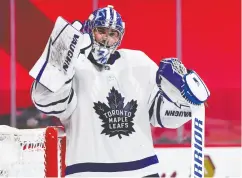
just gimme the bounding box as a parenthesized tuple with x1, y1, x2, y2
(0, 125, 64, 178)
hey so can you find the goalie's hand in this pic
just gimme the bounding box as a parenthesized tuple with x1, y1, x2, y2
(29, 16, 92, 92)
(156, 58, 210, 105)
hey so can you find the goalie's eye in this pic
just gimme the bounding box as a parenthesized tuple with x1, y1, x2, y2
(94, 27, 120, 38)
(96, 27, 106, 34)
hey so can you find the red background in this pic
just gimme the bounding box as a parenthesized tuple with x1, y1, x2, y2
(0, 0, 240, 145)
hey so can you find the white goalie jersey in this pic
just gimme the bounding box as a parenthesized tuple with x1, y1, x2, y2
(31, 49, 194, 177)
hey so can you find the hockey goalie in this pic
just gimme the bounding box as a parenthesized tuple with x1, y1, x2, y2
(29, 5, 210, 177)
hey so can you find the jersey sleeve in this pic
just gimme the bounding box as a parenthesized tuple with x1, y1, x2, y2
(147, 56, 193, 128)
(31, 80, 77, 121)
(148, 86, 193, 128)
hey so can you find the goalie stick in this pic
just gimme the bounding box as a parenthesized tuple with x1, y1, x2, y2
(191, 104, 205, 178)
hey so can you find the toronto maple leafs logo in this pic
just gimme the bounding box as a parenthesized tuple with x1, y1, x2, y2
(93, 87, 138, 139)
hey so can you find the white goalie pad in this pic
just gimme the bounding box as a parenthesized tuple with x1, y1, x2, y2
(29, 16, 92, 92)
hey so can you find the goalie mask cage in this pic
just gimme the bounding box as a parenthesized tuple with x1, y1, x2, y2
(0, 125, 66, 177)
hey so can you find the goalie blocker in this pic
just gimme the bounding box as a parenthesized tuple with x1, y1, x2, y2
(29, 16, 92, 92)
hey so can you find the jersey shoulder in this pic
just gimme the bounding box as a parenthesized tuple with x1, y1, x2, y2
(117, 49, 158, 71)
(117, 48, 152, 66)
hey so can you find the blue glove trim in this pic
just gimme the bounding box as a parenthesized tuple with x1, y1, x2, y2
(182, 71, 209, 105)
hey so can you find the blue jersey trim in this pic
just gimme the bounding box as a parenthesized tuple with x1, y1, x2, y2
(65, 155, 159, 175)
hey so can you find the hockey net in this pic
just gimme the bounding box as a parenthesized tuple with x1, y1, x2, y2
(0, 125, 66, 177)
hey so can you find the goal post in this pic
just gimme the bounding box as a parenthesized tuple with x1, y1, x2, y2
(0, 125, 66, 177)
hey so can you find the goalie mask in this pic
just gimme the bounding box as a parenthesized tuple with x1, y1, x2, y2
(83, 5, 125, 65)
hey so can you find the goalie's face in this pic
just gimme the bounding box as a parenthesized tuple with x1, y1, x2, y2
(83, 5, 125, 65)
(93, 27, 121, 48)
